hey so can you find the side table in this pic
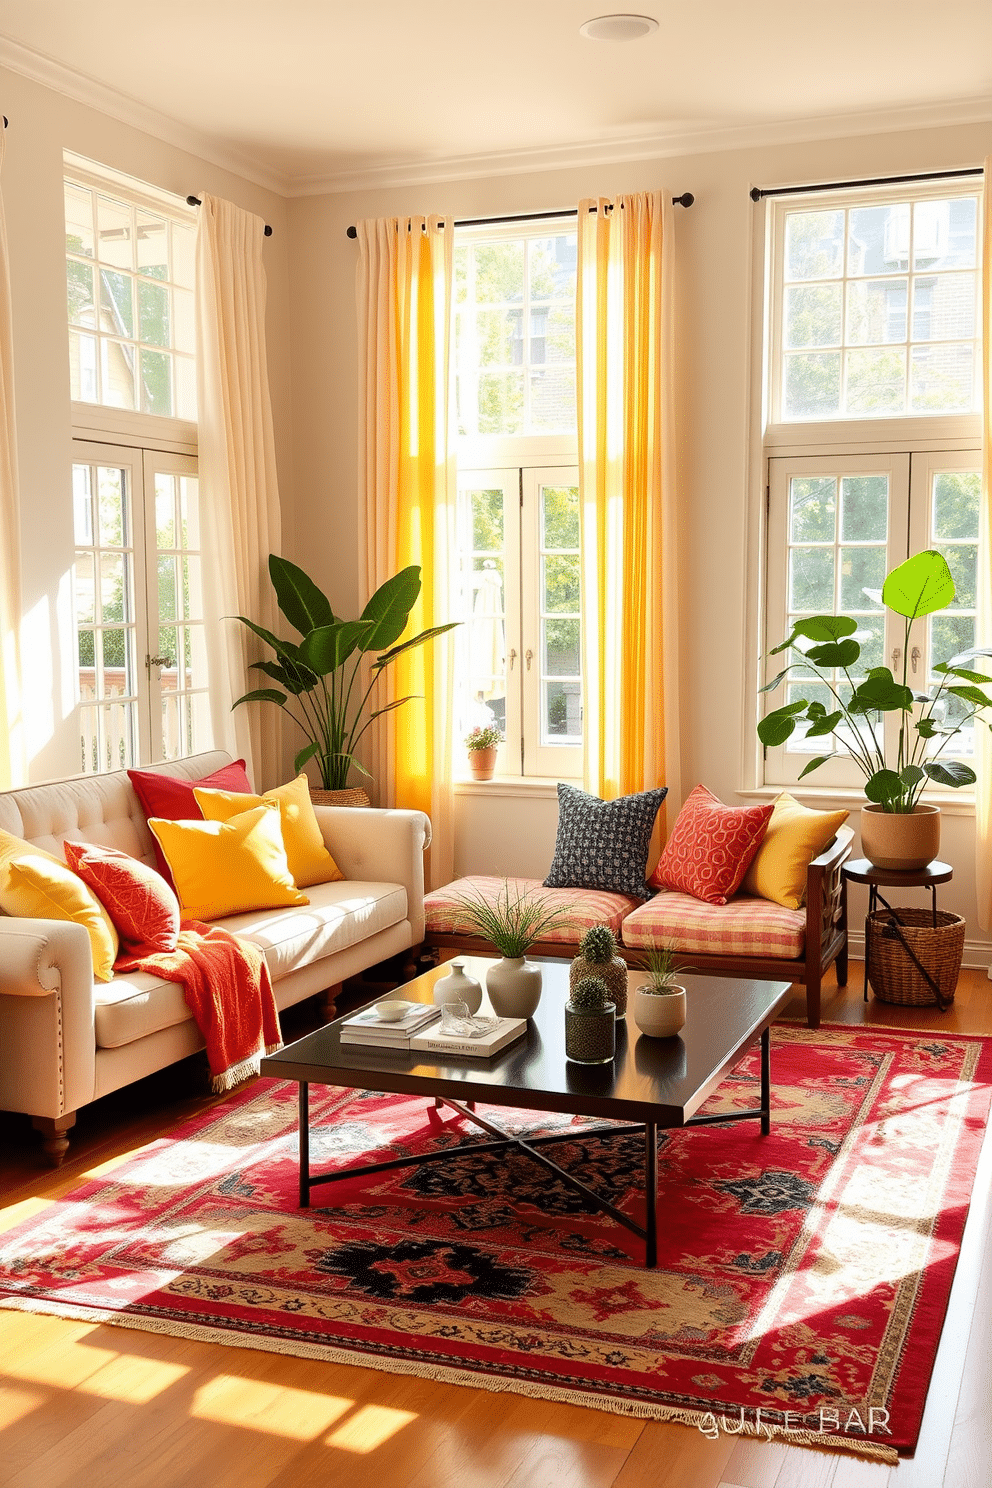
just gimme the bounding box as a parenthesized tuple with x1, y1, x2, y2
(842, 857, 953, 1003)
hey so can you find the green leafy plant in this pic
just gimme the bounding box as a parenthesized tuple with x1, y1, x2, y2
(569, 976, 611, 1012)
(759, 549, 992, 813)
(576, 925, 619, 965)
(453, 880, 568, 959)
(465, 724, 503, 752)
(639, 946, 689, 995)
(233, 557, 458, 790)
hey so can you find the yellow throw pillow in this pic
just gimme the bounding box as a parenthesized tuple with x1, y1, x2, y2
(194, 775, 344, 889)
(0, 829, 118, 981)
(148, 803, 310, 921)
(742, 792, 849, 910)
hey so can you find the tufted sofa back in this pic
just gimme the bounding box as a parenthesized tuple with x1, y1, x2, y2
(0, 751, 235, 870)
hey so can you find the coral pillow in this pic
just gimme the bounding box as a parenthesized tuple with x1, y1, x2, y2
(650, 785, 773, 905)
(0, 828, 118, 981)
(63, 840, 181, 957)
(741, 792, 849, 910)
(148, 803, 310, 922)
(128, 760, 252, 880)
(194, 775, 344, 889)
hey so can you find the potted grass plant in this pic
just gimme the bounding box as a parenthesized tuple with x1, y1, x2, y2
(633, 947, 689, 1038)
(453, 880, 567, 1018)
(758, 549, 992, 869)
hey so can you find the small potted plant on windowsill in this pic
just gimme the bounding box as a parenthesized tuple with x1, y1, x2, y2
(633, 947, 689, 1038)
(758, 549, 992, 870)
(465, 724, 503, 781)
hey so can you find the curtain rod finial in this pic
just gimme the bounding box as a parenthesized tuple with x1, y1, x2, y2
(347, 225, 358, 239)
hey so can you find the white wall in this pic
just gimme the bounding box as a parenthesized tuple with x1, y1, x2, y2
(0, 63, 294, 783)
(286, 120, 992, 961)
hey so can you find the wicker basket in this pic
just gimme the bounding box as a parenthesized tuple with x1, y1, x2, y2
(308, 786, 371, 808)
(866, 907, 965, 1011)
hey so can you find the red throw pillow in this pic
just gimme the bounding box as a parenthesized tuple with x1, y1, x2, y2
(128, 761, 252, 880)
(63, 840, 181, 958)
(649, 785, 774, 905)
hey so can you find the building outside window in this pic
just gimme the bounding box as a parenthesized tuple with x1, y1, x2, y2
(759, 177, 983, 794)
(453, 221, 582, 779)
(64, 155, 209, 773)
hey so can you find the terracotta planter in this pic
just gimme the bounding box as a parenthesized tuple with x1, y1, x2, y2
(860, 803, 940, 872)
(468, 746, 498, 781)
(633, 985, 686, 1038)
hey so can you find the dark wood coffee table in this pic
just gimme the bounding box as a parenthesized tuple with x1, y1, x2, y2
(261, 960, 792, 1267)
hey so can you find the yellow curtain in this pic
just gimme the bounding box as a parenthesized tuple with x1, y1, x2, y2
(0, 126, 23, 789)
(357, 216, 456, 887)
(576, 192, 680, 819)
(976, 158, 992, 934)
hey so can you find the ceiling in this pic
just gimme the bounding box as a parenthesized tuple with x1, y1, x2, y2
(1, 0, 990, 192)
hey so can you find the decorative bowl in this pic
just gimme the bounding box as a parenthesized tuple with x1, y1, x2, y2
(374, 1001, 413, 1022)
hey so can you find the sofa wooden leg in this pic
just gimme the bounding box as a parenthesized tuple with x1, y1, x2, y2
(806, 979, 821, 1030)
(32, 1113, 76, 1167)
(835, 944, 849, 986)
(320, 984, 342, 1021)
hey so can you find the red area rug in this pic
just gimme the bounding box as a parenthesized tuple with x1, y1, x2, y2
(2, 1024, 990, 1463)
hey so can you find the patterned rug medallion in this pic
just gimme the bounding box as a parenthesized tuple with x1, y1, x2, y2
(2, 1024, 990, 1462)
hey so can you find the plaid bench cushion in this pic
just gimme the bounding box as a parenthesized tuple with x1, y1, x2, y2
(424, 875, 640, 946)
(620, 890, 806, 959)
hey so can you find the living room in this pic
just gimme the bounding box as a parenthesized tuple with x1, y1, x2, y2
(0, 4, 990, 1485)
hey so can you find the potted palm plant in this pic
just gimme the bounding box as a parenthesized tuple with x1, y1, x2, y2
(233, 557, 458, 798)
(453, 880, 567, 1017)
(758, 550, 992, 869)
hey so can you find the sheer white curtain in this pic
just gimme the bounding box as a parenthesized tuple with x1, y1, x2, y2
(0, 127, 24, 789)
(196, 194, 282, 789)
(357, 216, 456, 887)
(976, 158, 992, 941)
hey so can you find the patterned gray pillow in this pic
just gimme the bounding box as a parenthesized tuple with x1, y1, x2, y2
(543, 783, 668, 900)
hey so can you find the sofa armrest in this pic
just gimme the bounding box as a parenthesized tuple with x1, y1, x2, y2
(0, 918, 97, 1118)
(805, 824, 854, 951)
(312, 807, 432, 942)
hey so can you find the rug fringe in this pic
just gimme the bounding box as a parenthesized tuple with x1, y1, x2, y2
(0, 1295, 899, 1465)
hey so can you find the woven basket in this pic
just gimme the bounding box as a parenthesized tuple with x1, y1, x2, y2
(308, 786, 371, 808)
(866, 907, 965, 1011)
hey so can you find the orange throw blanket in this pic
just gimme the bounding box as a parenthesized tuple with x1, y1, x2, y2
(117, 921, 282, 1093)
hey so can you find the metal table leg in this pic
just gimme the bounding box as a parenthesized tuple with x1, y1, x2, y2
(645, 1123, 657, 1268)
(299, 1082, 310, 1209)
(760, 1028, 771, 1136)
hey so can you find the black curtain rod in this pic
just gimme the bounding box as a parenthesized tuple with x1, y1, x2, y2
(345, 195, 694, 239)
(750, 167, 983, 202)
(187, 195, 273, 236)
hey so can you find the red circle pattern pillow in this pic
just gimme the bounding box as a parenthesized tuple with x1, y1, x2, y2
(649, 785, 774, 905)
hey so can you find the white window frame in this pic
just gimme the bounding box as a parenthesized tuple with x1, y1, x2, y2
(745, 174, 984, 806)
(454, 216, 580, 786)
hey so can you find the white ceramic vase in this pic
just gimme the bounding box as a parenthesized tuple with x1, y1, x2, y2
(433, 958, 483, 1015)
(633, 984, 686, 1038)
(486, 957, 543, 1018)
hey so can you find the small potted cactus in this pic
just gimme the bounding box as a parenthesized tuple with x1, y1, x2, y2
(569, 924, 629, 1015)
(565, 976, 616, 1064)
(633, 946, 689, 1038)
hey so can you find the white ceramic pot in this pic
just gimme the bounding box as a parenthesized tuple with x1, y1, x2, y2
(486, 957, 543, 1018)
(433, 958, 483, 1015)
(633, 984, 686, 1038)
(860, 803, 940, 872)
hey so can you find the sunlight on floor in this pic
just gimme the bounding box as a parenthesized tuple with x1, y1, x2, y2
(0, 1384, 47, 1427)
(6, 1341, 189, 1402)
(325, 1404, 419, 1453)
(192, 1376, 354, 1440)
(0, 1197, 53, 1234)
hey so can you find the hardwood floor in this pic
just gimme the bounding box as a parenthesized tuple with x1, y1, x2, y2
(1, 967, 989, 1488)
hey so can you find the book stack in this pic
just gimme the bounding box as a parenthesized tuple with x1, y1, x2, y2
(410, 1017, 527, 1060)
(339, 1002, 442, 1049)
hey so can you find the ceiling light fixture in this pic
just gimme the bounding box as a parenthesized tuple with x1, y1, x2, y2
(579, 14, 659, 41)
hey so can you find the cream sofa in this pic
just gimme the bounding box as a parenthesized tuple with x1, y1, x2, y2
(0, 750, 431, 1163)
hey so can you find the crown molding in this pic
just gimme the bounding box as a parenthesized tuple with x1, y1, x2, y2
(0, 34, 289, 197)
(287, 94, 992, 197)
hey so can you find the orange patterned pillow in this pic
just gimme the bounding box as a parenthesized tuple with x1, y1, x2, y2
(64, 840, 181, 958)
(649, 785, 773, 905)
